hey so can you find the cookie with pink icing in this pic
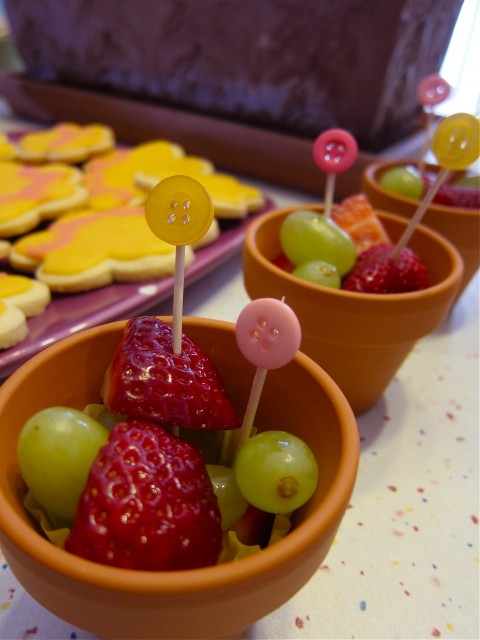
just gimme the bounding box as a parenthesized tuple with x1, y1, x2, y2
(0, 161, 89, 237)
(0, 272, 51, 350)
(136, 170, 265, 219)
(83, 140, 214, 210)
(16, 122, 115, 164)
(9, 205, 197, 293)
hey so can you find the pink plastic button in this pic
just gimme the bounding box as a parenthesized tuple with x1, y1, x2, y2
(312, 129, 358, 174)
(417, 74, 451, 107)
(236, 298, 301, 370)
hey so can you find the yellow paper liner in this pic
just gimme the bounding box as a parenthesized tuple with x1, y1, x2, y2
(24, 491, 291, 563)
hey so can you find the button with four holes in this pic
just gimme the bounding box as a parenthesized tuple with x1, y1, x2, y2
(236, 298, 301, 370)
(312, 128, 358, 174)
(145, 174, 214, 246)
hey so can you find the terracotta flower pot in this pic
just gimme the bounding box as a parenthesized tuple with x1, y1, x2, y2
(0, 317, 359, 640)
(362, 161, 479, 300)
(243, 207, 463, 415)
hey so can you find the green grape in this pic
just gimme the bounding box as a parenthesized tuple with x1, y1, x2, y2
(234, 431, 318, 514)
(206, 464, 249, 530)
(378, 165, 423, 200)
(280, 209, 356, 276)
(292, 260, 340, 288)
(455, 174, 480, 188)
(18, 407, 109, 522)
(83, 403, 126, 430)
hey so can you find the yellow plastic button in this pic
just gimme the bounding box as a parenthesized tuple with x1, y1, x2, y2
(145, 175, 214, 246)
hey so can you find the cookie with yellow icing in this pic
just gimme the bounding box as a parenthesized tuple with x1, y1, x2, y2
(9, 206, 197, 293)
(83, 140, 214, 210)
(0, 133, 16, 160)
(0, 161, 89, 237)
(0, 273, 51, 350)
(16, 122, 115, 164)
(136, 171, 265, 219)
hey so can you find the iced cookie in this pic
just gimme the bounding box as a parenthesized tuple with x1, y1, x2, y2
(0, 133, 16, 160)
(0, 273, 51, 350)
(16, 122, 115, 164)
(9, 206, 196, 293)
(83, 140, 214, 210)
(136, 171, 265, 219)
(0, 161, 88, 237)
(0, 240, 11, 260)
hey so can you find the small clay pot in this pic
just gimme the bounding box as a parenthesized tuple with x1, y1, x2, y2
(243, 207, 463, 415)
(363, 160, 479, 300)
(0, 317, 359, 640)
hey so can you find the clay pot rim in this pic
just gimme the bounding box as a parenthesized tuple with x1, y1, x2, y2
(364, 160, 479, 217)
(0, 317, 359, 596)
(244, 207, 463, 302)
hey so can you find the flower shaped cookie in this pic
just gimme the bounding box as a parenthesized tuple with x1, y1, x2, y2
(0, 272, 51, 350)
(0, 161, 88, 237)
(136, 170, 265, 219)
(83, 140, 214, 210)
(0, 133, 16, 160)
(16, 122, 115, 164)
(9, 206, 196, 293)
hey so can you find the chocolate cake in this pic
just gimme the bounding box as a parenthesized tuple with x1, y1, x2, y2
(4, 0, 462, 151)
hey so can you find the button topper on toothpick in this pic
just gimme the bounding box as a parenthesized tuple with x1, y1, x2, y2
(391, 112, 480, 260)
(145, 175, 214, 354)
(312, 128, 358, 218)
(232, 297, 301, 458)
(416, 73, 452, 175)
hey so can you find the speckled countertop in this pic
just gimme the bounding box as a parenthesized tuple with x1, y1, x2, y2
(0, 103, 478, 640)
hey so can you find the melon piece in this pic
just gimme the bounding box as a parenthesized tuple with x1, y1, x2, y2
(331, 194, 390, 255)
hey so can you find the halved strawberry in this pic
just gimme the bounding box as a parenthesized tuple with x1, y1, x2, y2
(423, 173, 480, 209)
(65, 419, 222, 570)
(102, 316, 241, 430)
(342, 243, 429, 294)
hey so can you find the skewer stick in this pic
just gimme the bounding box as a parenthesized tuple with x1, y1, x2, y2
(172, 246, 186, 354)
(323, 173, 336, 218)
(390, 168, 451, 261)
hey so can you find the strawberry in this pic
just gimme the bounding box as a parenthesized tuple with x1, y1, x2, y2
(102, 316, 241, 430)
(65, 419, 222, 570)
(342, 243, 429, 294)
(272, 252, 294, 272)
(229, 504, 275, 548)
(423, 173, 480, 209)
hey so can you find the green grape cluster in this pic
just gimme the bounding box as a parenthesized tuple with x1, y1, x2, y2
(280, 209, 356, 287)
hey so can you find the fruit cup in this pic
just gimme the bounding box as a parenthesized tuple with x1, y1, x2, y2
(243, 206, 463, 415)
(0, 316, 359, 640)
(362, 160, 479, 300)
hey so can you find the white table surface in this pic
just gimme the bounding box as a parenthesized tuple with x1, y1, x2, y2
(0, 101, 479, 640)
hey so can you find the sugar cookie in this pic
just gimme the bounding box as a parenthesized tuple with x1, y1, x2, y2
(0, 240, 11, 260)
(0, 133, 16, 160)
(83, 140, 214, 210)
(0, 273, 51, 350)
(136, 171, 265, 219)
(9, 206, 196, 293)
(0, 161, 89, 237)
(16, 122, 115, 164)
(0, 303, 27, 350)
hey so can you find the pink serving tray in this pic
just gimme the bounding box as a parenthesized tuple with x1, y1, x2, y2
(0, 204, 273, 380)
